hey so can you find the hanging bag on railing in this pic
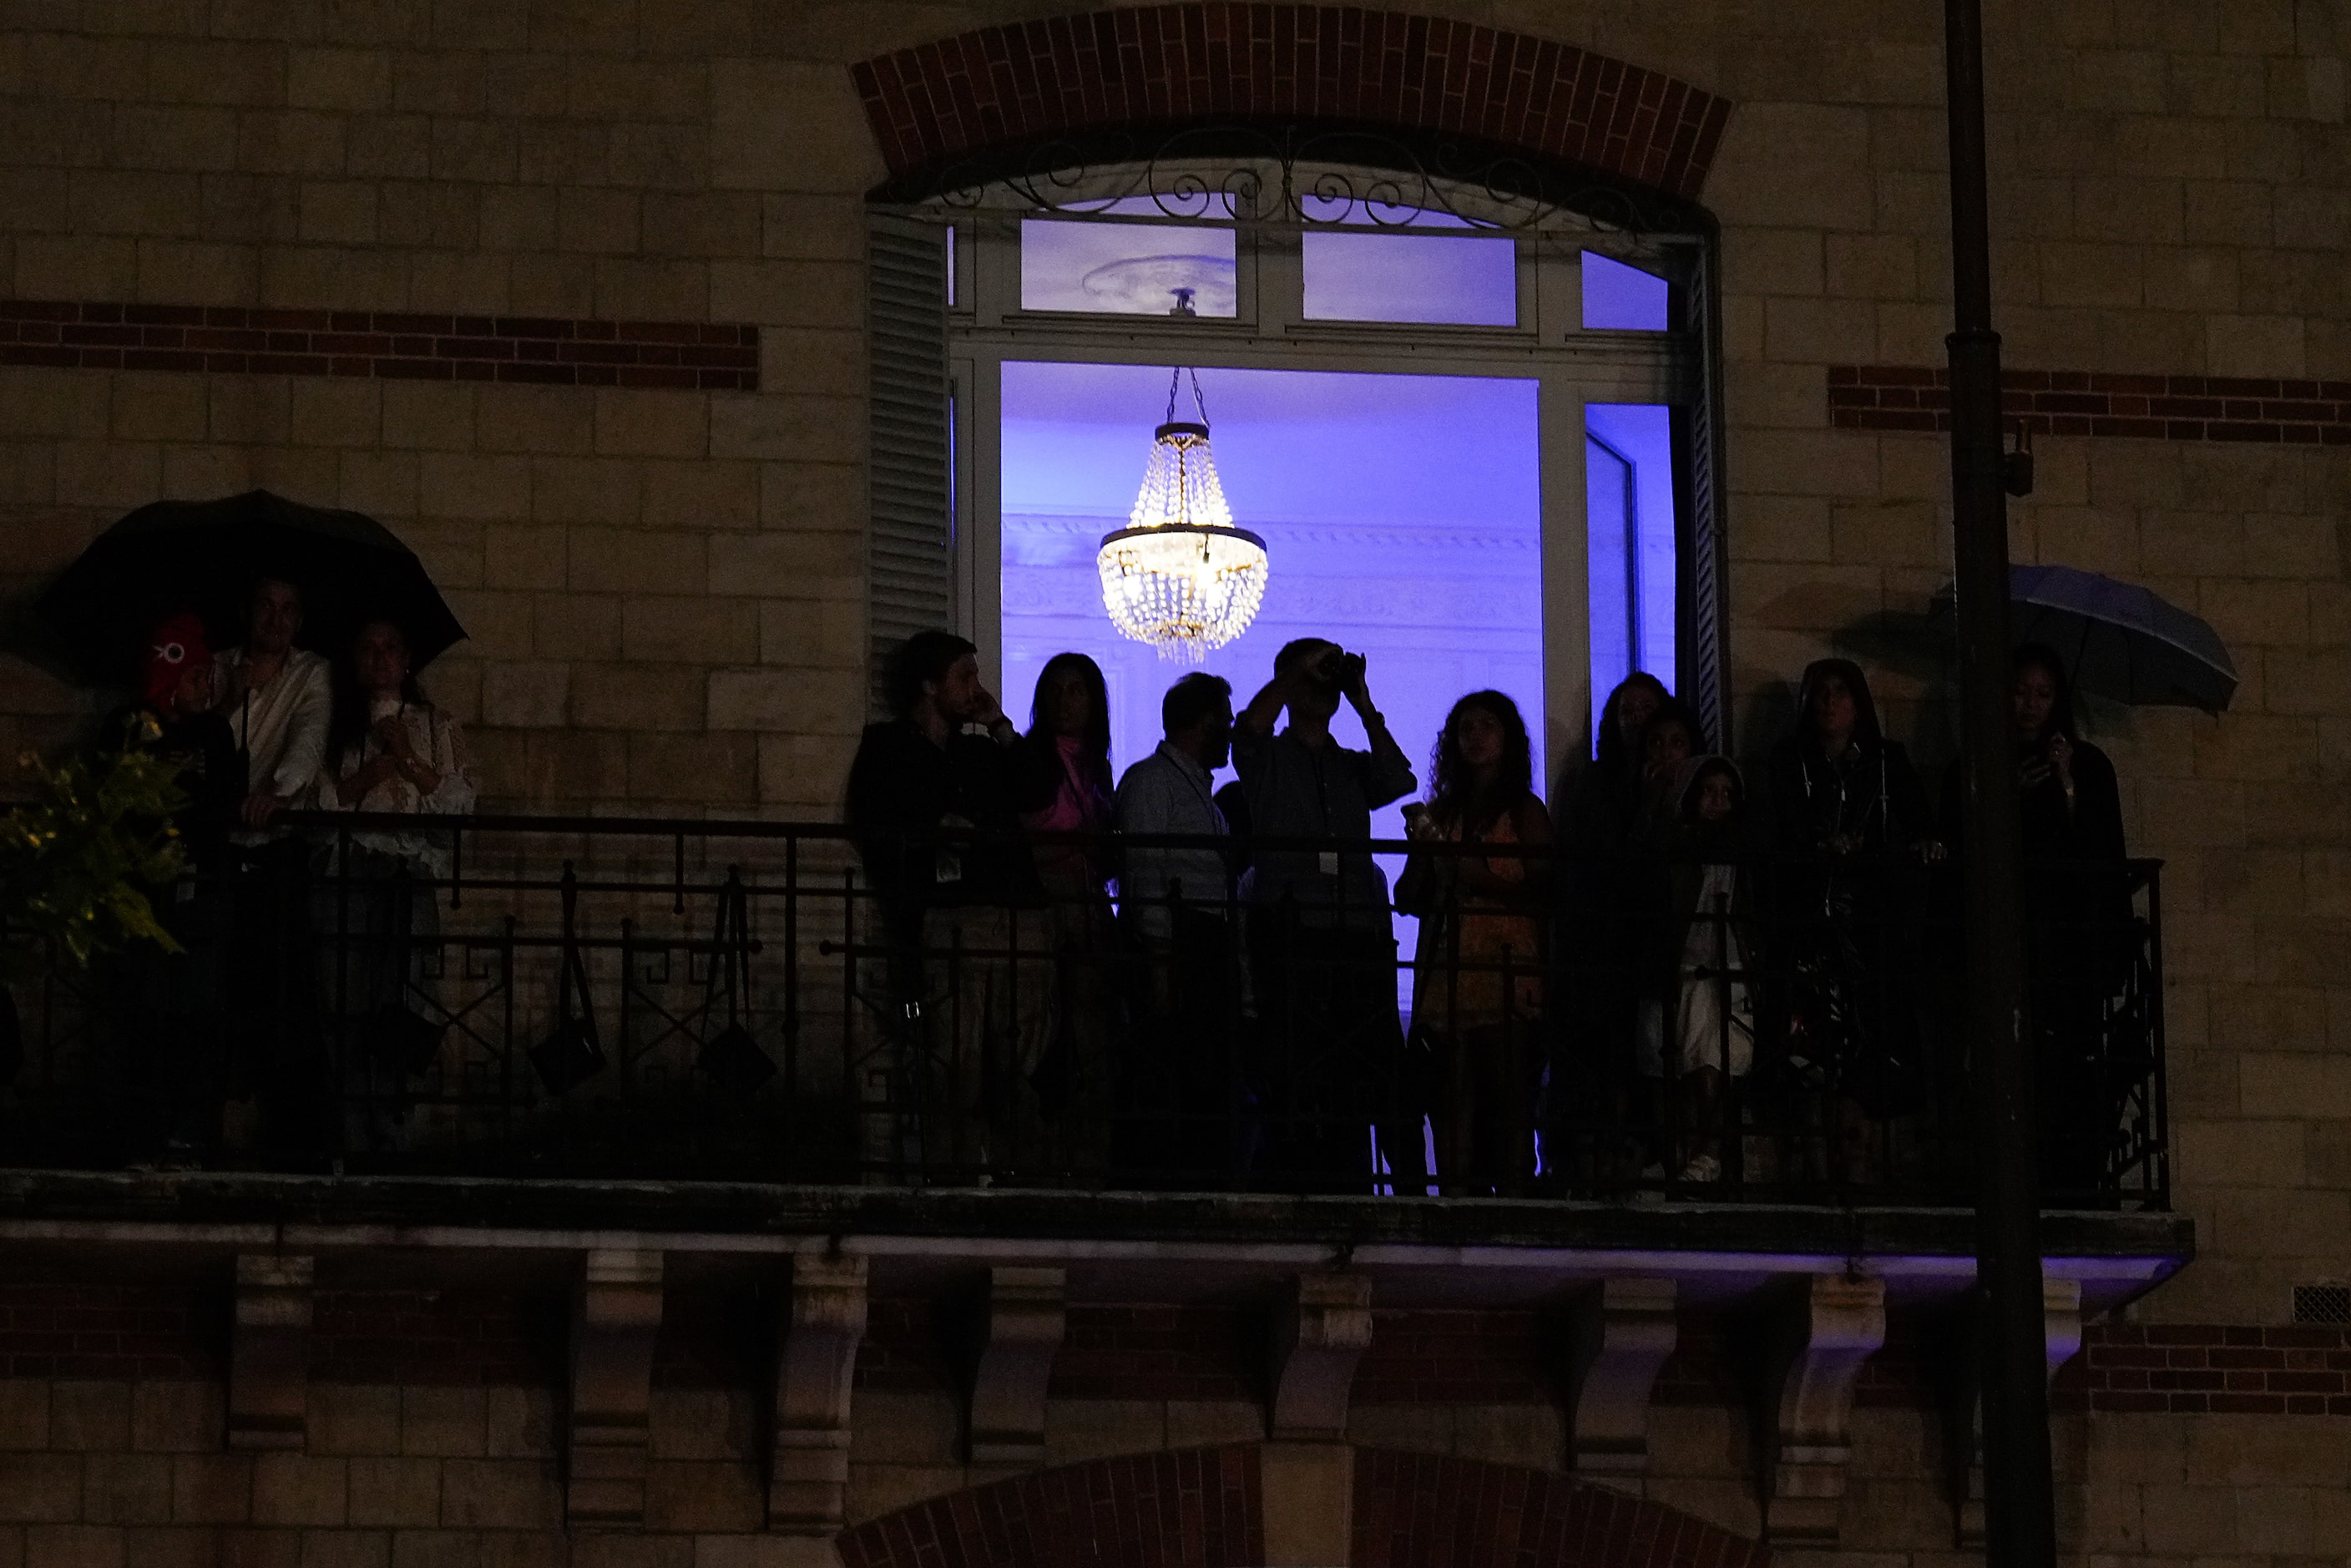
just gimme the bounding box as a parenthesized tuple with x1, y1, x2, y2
(528, 865, 605, 1096)
(695, 869, 776, 1095)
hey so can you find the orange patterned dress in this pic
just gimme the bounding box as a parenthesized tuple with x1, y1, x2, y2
(1409, 810, 1545, 1034)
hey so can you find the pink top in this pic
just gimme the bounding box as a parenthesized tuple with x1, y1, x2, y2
(1026, 735, 1110, 835)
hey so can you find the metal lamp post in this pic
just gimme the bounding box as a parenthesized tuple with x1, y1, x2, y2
(1943, 0, 2059, 1565)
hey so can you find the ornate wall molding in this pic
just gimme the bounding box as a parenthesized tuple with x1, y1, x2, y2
(771, 1255, 871, 1534)
(225, 1253, 313, 1451)
(1267, 1272, 1374, 1442)
(967, 1266, 1069, 1467)
(1757, 1273, 1886, 1545)
(565, 1247, 665, 1527)
(1565, 1276, 1679, 1475)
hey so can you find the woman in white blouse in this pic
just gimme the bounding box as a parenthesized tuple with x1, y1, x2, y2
(318, 618, 476, 862)
(315, 617, 475, 1146)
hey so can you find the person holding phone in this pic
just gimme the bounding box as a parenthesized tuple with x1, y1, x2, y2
(847, 631, 1061, 1182)
(1231, 637, 1419, 1189)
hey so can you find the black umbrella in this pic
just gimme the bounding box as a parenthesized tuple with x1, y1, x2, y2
(33, 489, 466, 680)
(1933, 564, 2237, 712)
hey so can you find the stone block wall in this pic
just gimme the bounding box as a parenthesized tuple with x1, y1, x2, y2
(0, 0, 2346, 1470)
(4, 1283, 2351, 1566)
(1702, 0, 2351, 1328)
(0, 0, 882, 813)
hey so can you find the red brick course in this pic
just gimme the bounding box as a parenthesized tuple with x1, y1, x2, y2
(1354, 1309, 1550, 1404)
(0, 1283, 220, 1380)
(851, 4, 1733, 200)
(837, 1444, 1263, 1568)
(1353, 1449, 1771, 1568)
(0, 301, 760, 390)
(1053, 1304, 1258, 1401)
(856, 1297, 957, 1393)
(2052, 1323, 2351, 1416)
(309, 1289, 565, 1387)
(1828, 363, 2351, 444)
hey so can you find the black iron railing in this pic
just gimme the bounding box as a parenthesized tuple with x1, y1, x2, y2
(0, 812, 2167, 1209)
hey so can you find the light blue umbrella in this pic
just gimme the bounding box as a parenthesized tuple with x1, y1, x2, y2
(1936, 564, 2237, 713)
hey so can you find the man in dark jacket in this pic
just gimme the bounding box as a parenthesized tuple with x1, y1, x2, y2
(847, 631, 1059, 1181)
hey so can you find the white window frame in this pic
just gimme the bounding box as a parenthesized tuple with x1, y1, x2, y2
(893, 166, 1711, 784)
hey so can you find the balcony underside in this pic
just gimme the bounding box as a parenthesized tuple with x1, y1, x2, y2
(0, 1168, 2190, 1315)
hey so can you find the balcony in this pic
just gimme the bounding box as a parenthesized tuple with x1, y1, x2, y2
(0, 808, 2188, 1251)
(0, 813, 2191, 1538)
(3, 812, 2174, 1198)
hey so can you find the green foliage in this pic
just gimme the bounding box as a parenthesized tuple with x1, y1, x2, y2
(0, 715, 190, 978)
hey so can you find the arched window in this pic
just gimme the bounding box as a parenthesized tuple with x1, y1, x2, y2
(866, 127, 1727, 780)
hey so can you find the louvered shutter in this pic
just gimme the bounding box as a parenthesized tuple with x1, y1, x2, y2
(1681, 242, 1730, 751)
(866, 214, 953, 716)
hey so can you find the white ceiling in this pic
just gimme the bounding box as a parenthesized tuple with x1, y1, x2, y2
(1000, 362, 1543, 529)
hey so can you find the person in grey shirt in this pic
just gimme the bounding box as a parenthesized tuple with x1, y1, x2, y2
(1113, 672, 1239, 1181)
(1115, 672, 1236, 941)
(1231, 639, 1423, 1189)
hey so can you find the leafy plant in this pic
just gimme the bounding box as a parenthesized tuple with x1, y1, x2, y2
(0, 716, 190, 979)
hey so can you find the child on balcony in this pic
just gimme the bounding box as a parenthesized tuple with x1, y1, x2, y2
(1636, 756, 1757, 1187)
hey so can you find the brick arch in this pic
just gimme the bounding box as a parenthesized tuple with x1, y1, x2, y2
(835, 1445, 1265, 1568)
(850, 4, 1732, 201)
(1353, 1449, 1772, 1568)
(832, 1444, 1767, 1568)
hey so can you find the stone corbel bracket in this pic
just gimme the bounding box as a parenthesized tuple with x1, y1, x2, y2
(567, 1247, 665, 1527)
(1758, 1272, 1887, 1545)
(1565, 1277, 1678, 1475)
(227, 1253, 314, 1450)
(769, 1254, 870, 1534)
(967, 1266, 1067, 1467)
(1268, 1272, 1373, 1443)
(1949, 1276, 2085, 1546)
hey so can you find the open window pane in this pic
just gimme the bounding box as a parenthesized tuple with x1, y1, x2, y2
(1585, 403, 1680, 746)
(1582, 252, 1670, 331)
(1019, 219, 1237, 316)
(999, 362, 1543, 1016)
(1302, 230, 1517, 325)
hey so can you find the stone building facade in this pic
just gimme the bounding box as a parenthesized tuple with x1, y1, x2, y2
(0, 1, 2348, 1565)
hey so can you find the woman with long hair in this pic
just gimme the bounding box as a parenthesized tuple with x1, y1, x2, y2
(1021, 652, 1116, 1177)
(1401, 690, 1553, 1193)
(1545, 674, 1679, 1187)
(1763, 657, 1936, 1185)
(313, 617, 476, 1152)
(1559, 672, 1671, 856)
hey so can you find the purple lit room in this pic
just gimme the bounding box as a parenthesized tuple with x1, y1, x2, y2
(991, 224, 1683, 1031)
(999, 240, 1677, 827)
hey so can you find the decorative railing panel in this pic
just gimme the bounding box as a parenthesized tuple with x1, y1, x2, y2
(0, 815, 2166, 1211)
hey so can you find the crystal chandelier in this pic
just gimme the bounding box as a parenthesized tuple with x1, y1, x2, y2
(1097, 363, 1268, 662)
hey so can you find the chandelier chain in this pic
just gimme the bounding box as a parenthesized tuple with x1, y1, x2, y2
(1163, 366, 1210, 427)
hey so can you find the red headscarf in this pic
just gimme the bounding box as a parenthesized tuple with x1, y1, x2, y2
(142, 613, 212, 713)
